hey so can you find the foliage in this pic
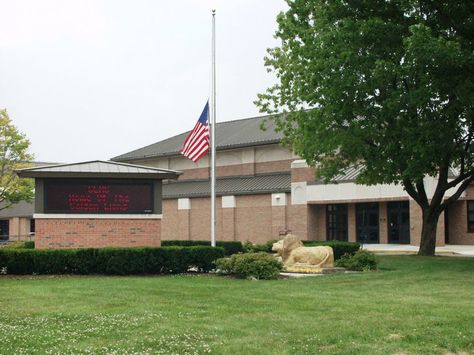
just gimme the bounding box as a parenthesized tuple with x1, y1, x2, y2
(302, 240, 360, 260)
(161, 240, 243, 256)
(0, 246, 225, 275)
(0, 109, 34, 210)
(336, 249, 378, 271)
(256, 1, 474, 256)
(242, 240, 278, 253)
(215, 252, 283, 280)
(1, 241, 35, 250)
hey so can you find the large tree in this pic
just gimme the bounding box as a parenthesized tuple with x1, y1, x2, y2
(0, 109, 34, 210)
(257, 0, 474, 255)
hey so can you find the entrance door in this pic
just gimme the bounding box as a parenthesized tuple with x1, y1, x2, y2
(356, 203, 379, 243)
(0, 220, 9, 241)
(387, 201, 410, 244)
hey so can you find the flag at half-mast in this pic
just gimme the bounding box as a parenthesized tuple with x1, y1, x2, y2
(180, 102, 210, 162)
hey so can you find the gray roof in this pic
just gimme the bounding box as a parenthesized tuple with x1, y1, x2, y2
(0, 201, 34, 218)
(17, 160, 181, 180)
(316, 166, 459, 184)
(163, 173, 290, 199)
(112, 114, 283, 162)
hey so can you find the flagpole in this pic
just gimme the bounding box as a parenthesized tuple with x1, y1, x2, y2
(210, 9, 217, 247)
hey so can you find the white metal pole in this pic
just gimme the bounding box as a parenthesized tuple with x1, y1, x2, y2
(210, 9, 216, 247)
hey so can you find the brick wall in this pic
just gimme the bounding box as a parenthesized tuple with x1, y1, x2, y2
(162, 194, 289, 244)
(447, 200, 474, 245)
(35, 218, 161, 249)
(172, 160, 293, 181)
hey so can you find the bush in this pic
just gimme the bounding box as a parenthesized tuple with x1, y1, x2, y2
(335, 249, 378, 271)
(302, 240, 360, 260)
(162, 240, 243, 256)
(243, 240, 278, 253)
(1, 241, 35, 250)
(215, 252, 283, 280)
(0, 246, 225, 275)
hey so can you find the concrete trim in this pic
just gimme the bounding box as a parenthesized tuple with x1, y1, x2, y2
(222, 195, 236, 208)
(178, 198, 191, 210)
(291, 160, 309, 169)
(272, 193, 287, 206)
(33, 214, 163, 219)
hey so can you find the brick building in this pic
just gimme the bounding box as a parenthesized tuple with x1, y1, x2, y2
(112, 115, 474, 246)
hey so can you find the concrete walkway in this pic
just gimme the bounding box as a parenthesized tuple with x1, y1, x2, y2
(363, 244, 474, 257)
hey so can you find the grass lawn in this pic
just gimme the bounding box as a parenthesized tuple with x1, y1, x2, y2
(0, 256, 473, 354)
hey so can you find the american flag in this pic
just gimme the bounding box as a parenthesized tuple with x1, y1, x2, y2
(180, 102, 210, 162)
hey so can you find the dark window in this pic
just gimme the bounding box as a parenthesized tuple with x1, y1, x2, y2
(467, 201, 474, 233)
(326, 204, 348, 241)
(30, 219, 35, 234)
(387, 201, 410, 244)
(356, 203, 379, 243)
(0, 220, 9, 241)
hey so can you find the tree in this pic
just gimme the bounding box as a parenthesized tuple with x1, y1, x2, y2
(0, 109, 34, 210)
(257, 0, 474, 256)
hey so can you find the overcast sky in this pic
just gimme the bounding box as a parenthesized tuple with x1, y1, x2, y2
(0, 0, 287, 163)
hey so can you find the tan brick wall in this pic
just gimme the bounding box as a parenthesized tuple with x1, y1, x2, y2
(256, 160, 293, 174)
(5, 217, 31, 241)
(35, 218, 161, 249)
(168, 160, 293, 181)
(291, 167, 316, 183)
(288, 204, 309, 240)
(235, 195, 272, 244)
(271, 205, 287, 240)
(222, 208, 236, 241)
(447, 200, 474, 245)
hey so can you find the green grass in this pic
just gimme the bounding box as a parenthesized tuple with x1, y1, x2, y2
(0, 256, 473, 354)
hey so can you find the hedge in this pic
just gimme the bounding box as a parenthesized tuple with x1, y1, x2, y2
(0, 246, 225, 275)
(302, 240, 360, 260)
(161, 240, 243, 256)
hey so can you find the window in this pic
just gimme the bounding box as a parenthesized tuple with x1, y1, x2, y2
(30, 219, 35, 234)
(467, 201, 474, 233)
(326, 204, 348, 241)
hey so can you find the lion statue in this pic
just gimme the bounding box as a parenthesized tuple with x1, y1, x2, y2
(272, 234, 334, 268)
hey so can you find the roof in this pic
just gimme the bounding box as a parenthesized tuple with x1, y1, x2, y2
(112, 114, 283, 162)
(315, 166, 459, 184)
(0, 201, 34, 218)
(17, 160, 182, 180)
(163, 173, 291, 199)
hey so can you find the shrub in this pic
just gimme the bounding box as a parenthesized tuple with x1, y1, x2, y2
(0, 246, 225, 275)
(162, 240, 243, 256)
(302, 240, 360, 260)
(215, 252, 283, 280)
(24, 241, 35, 249)
(243, 240, 278, 253)
(335, 249, 378, 271)
(1, 241, 35, 250)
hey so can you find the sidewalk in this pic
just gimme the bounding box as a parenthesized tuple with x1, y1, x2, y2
(363, 244, 474, 257)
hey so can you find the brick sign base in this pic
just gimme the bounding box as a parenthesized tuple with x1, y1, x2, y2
(35, 218, 161, 249)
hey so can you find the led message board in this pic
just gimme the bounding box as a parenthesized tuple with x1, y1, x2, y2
(44, 181, 154, 214)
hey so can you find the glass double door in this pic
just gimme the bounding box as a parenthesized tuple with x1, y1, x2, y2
(356, 203, 379, 243)
(387, 201, 410, 244)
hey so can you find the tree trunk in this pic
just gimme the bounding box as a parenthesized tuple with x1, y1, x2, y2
(417, 209, 440, 256)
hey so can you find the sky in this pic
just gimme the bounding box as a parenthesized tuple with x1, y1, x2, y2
(0, 0, 287, 163)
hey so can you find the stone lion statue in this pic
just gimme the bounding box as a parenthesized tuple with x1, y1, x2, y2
(272, 234, 334, 268)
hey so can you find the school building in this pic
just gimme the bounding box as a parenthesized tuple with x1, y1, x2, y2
(111, 114, 474, 246)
